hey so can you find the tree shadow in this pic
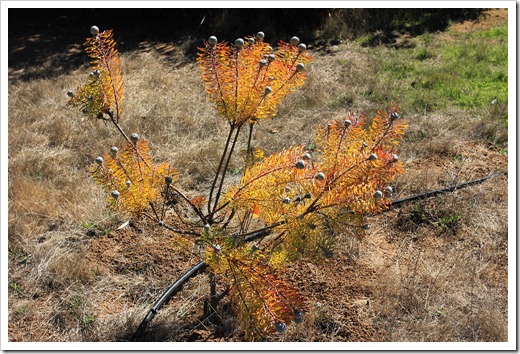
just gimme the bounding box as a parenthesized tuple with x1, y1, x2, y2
(9, 8, 486, 82)
(8, 8, 327, 82)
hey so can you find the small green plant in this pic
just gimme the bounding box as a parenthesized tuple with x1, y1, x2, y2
(435, 212, 461, 229)
(68, 295, 84, 313)
(82, 313, 96, 329)
(453, 154, 463, 162)
(16, 305, 27, 315)
(67, 26, 407, 340)
(81, 221, 95, 228)
(399, 202, 461, 235)
(9, 282, 22, 295)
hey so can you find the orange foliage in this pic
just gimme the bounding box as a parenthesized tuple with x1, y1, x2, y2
(90, 140, 176, 217)
(206, 245, 304, 340)
(68, 29, 124, 121)
(224, 107, 408, 259)
(197, 36, 313, 127)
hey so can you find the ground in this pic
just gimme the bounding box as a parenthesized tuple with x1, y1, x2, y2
(7, 8, 509, 344)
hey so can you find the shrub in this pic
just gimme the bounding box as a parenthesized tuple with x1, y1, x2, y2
(67, 27, 407, 340)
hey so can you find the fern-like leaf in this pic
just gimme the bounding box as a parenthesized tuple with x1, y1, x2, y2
(197, 36, 313, 127)
(90, 140, 176, 217)
(68, 29, 124, 122)
(206, 245, 304, 340)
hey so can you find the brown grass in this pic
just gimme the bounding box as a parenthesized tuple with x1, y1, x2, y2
(7, 12, 509, 344)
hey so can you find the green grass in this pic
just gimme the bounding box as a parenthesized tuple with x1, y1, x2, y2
(364, 25, 508, 115)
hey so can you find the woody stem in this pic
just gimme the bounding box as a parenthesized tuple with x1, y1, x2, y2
(207, 125, 235, 219)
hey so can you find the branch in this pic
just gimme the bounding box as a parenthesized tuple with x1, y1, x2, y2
(170, 186, 208, 225)
(208, 126, 235, 217)
(212, 124, 243, 212)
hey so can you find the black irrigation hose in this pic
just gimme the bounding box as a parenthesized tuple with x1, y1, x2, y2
(389, 171, 506, 208)
(133, 261, 208, 341)
(132, 171, 506, 340)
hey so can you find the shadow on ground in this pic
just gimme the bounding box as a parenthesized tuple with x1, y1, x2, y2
(9, 8, 484, 82)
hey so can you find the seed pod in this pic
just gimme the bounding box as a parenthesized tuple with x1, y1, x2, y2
(267, 53, 275, 62)
(256, 31, 265, 40)
(158, 220, 164, 226)
(67, 90, 74, 97)
(88, 95, 93, 101)
(93, 69, 100, 77)
(344, 119, 351, 128)
(327, 122, 333, 130)
(275, 320, 287, 334)
(294, 196, 302, 203)
(247, 37, 255, 45)
(204, 224, 211, 231)
(110, 146, 119, 155)
(82, 108, 88, 114)
(282, 197, 291, 204)
(325, 250, 334, 259)
(302, 152, 311, 160)
(290, 36, 300, 45)
(235, 38, 244, 48)
(304, 192, 312, 199)
(368, 153, 377, 161)
(362, 141, 368, 148)
(130, 133, 139, 143)
(315, 172, 325, 181)
(264, 86, 272, 95)
(208, 36, 217, 45)
(295, 160, 306, 169)
(95, 156, 104, 165)
(392, 154, 399, 163)
(295, 63, 305, 72)
(90, 26, 99, 35)
(298, 43, 307, 52)
(363, 224, 370, 230)
(374, 190, 383, 199)
(126, 180, 131, 187)
(165, 176, 173, 185)
(390, 111, 399, 121)
(293, 309, 304, 324)
(385, 186, 393, 196)
(111, 190, 120, 199)
(259, 59, 268, 67)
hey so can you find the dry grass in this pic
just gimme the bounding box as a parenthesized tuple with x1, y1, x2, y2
(7, 12, 509, 344)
